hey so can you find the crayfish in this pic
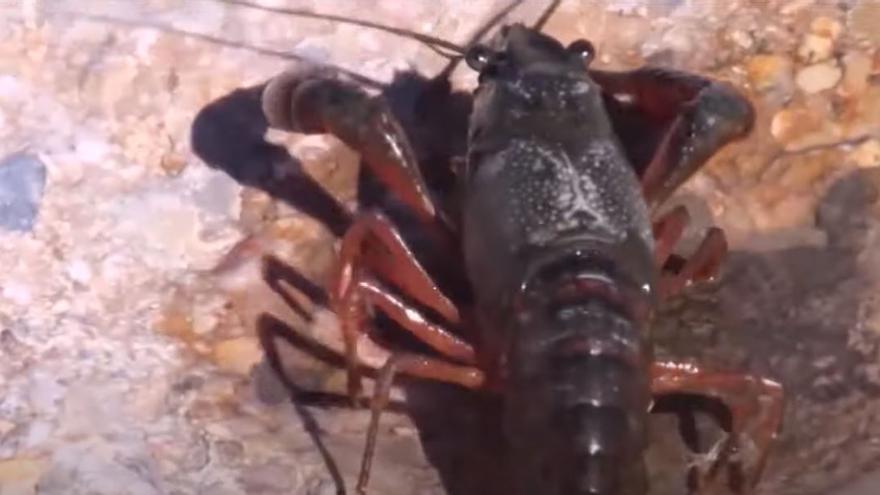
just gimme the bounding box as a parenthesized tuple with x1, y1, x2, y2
(257, 2, 784, 494)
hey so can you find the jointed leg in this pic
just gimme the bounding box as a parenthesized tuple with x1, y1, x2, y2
(357, 353, 485, 494)
(651, 362, 784, 493)
(591, 67, 756, 208)
(652, 206, 729, 301)
(261, 67, 440, 223)
(330, 211, 473, 402)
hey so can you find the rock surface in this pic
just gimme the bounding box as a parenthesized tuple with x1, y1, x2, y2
(0, 1, 879, 494)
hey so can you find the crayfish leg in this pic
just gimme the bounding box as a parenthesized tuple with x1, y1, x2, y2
(330, 211, 477, 405)
(591, 67, 755, 209)
(357, 353, 485, 494)
(650, 362, 785, 494)
(651, 205, 729, 301)
(261, 66, 440, 223)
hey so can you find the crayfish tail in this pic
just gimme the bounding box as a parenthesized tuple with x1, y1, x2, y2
(505, 296, 652, 495)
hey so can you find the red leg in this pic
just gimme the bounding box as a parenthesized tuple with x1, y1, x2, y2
(591, 67, 755, 208)
(651, 362, 784, 493)
(330, 211, 473, 401)
(261, 67, 439, 223)
(653, 204, 690, 269)
(652, 206, 729, 301)
(356, 353, 485, 494)
(658, 227, 728, 302)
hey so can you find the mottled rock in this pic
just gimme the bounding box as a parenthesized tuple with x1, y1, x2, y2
(0, 153, 46, 232)
(212, 337, 264, 376)
(811, 16, 843, 40)
(770, 105, 842, 151)
(849, 0, 880, 44)
(798, 34, 834, 63)
(0, 456, 46, 495)
(796, 61, 843, 93)
(841, 51, 873, 97)
(746, 54, 795, 101)
(849, 140, 880, 168)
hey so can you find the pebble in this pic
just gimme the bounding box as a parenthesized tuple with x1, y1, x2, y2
(769, 106, 842, 151)
(212, 337, 264, 376)
(65, 259, 93, 285)
(0, 419, 16, 436)
(781, 0, 815, 15)
(746, 54, 795, 100)
(798, 34, 834, 63)
(811, 16, 843, 41)
(796, 62, 843, 94)
(0, 456, 46, 493)
(849, 140, 880, 168)
(0, 153, 46, 232)
(159, 151, 187, 176)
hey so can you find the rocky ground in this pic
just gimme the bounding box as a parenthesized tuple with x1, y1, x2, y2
(1, 0, 880, 494)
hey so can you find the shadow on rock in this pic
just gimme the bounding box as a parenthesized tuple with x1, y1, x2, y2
(650, 167, 880, 495)
(191, 84, 353, 237)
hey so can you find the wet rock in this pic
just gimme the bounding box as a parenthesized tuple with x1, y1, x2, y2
(811, 16, 843, 41)
(770, 104, 842, 151)
(0, 456, 46, 495)
(746, 54, 795, 101)
(849, 0, 880, 44)
(212, 439, 245, 465)
(780, 0, 816, 15)
(238, 463, 299, 493)
(796, 61, 843, 94)
(0, 419, 16, 436)
(212, 337, 264, 376)
(0, 153, 46, 232)
(849, 140, 880, 168)
(840, 51, 873, 97)
(798, 34, 834, 63)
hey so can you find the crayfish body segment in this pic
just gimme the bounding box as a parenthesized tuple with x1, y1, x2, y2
(462, 25, 657, 494)
(261, 16, 783, 495)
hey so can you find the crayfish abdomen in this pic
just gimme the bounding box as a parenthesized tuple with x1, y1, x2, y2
(493, 241, 655, 494)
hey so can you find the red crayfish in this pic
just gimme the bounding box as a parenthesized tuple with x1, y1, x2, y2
(257, 2, 785, 494)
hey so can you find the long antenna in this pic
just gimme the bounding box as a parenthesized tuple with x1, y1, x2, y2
(437, 0, 526, 79)
(533, 0, 562, 31)
(35, 10, 384, 88)
(219, 0, 467, 55)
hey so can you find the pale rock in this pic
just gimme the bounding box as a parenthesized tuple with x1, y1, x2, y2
(2, 279, 33, 305)
(746, 54, 795, 99)
(798, 34, 834, 63)
(810, 16, 843, 41)
(796, 62, 843, 94)
(771, 107, 822, 144)
(65, 258, 93, 285)
(0, 456, 46, 495)
(159, 151, 187, 176)
(212, 337, 263, 376)
(849, 140, 880, 168)
(74, 135, 111, 164)
(780, 0, 815, 15)
(729, 29, 754, 50)
(0, 419, 15, 436)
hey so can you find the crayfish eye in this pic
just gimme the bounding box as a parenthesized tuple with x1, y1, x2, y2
(465, 45, 493, 71)
(567, 39, 595, 66)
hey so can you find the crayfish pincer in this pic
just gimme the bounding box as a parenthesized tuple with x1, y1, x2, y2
(260, 11, 783, 495)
